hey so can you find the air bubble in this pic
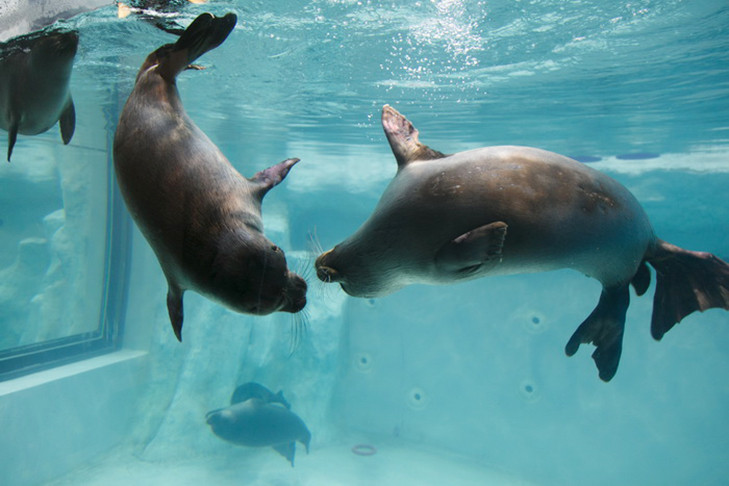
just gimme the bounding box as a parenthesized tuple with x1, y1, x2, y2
(353, 352, 373, 373)
(519, 379, 540, 403)
(406, 386, 428, 410)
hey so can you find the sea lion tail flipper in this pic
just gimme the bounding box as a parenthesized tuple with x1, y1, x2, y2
(434, 221, 507, 275)
(166, 285, 185, 341)
(7, 122, 18, 162)
(164, 12, 237, 76)
(272, 442, 296, 467)
(381, 104, 447, 168)
(59, 98, 75, 145)
(647, 240, 729, 340)
(250, 158, 300, 200)
(565, 284, 629, 382)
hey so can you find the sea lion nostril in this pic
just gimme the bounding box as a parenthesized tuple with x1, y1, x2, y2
(316, 266, 338, 283)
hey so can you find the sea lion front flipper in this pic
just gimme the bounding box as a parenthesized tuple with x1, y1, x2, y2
(59, 98, 76, 145)
(166, 285, 185, 341)
(272, 442, 296, 467)
(274, 390, 291, 409)
(7, 121, 18, 162)
(435, 221, 507, 275)
(381, 104, 447, 168)
(565, 284, 630, 382)
(250, 158, 300, 200)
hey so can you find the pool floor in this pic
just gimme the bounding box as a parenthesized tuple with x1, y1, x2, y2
(46, 436, 532, 486)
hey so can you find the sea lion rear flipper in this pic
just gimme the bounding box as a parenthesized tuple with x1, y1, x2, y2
(381, 104, 447, 168)
(272, 442, 296, 467)
(59, 98, 75, 145)
(250, 158, 300, 200)
(565, 284, 630, 382)
(435, 221, 507, 275)
(157, 12, 237, 80)
(647, 239, 729, 340)
(166, 285, 185, 341)
(7, 122, 18, 162)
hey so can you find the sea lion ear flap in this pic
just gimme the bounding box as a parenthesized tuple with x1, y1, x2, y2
(381, 104, 447, 168)
(250, 158, 300, 200)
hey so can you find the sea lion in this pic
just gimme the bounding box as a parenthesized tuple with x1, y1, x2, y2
(113, 13, 307, 341)
(230, 382, 291, 410)
(0, 27, 77, 161)
(206, 396, 311, 467)
(316, 104, 729, 382)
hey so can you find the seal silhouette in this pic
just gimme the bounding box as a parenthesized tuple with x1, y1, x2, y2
(316, 104, 729, 381)
(230, 381, 291, 410)
(206, 384, 311, 467)
(113, 13, 306, 341)
(0, 28, 77, 161)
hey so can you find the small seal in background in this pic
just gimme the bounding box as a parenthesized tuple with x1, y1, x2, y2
(230, 382, 291, 410)
(206, 383, 311, 467)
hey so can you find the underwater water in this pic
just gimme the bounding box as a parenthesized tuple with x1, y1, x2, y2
(1, 0, 728, 485)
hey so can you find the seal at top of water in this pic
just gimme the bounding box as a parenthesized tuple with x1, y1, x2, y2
(113, 13, 307, 341)
(316, 104, 729, 381)
(0, 27, 78, 161)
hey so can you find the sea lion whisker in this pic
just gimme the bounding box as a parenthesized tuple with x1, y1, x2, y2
(295, 252, 315, 285)
(288, 309, 309, 356)
(307, 227, 325, 255)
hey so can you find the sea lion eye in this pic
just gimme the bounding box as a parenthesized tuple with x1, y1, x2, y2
(271, 245, 280, 252)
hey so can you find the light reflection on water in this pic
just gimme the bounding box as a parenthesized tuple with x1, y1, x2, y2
(62, 0, 729, 159)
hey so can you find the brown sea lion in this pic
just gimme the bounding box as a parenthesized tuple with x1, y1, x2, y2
(316, 104, 729, 381)
(113, 13, 306, 341)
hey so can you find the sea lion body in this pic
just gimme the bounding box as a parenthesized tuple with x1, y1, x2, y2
(0, 28, 77, 161)
(326, 144, 654, 298)
(316, 105, 729, 381)
(206, 398, 311, 466)
(113, 13, 306, 340)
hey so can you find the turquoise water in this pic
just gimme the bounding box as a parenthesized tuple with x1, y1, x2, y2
(1, 1, 728, 485)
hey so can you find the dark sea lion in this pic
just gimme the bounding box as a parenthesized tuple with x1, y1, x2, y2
(113, 13, 307, 341)
(0, 28, 78, 161)
(206, 397, 311, 467)
(230, 382, 291, 410)
(316, 104, 729, 382)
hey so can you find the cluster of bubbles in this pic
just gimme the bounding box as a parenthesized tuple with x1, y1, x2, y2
(381, 0, 487, 103)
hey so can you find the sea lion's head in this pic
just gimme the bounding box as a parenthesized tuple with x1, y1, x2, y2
(315, 241, 405, 299)
(212, 230, 307, 316)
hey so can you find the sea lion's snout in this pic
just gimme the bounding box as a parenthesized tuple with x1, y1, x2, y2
(284, 273, 308, 313)
(316, 265, 340, 283)
(315, 250, 342, 283)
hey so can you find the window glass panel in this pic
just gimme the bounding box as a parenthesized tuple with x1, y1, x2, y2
(0, 24, 129, 379)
